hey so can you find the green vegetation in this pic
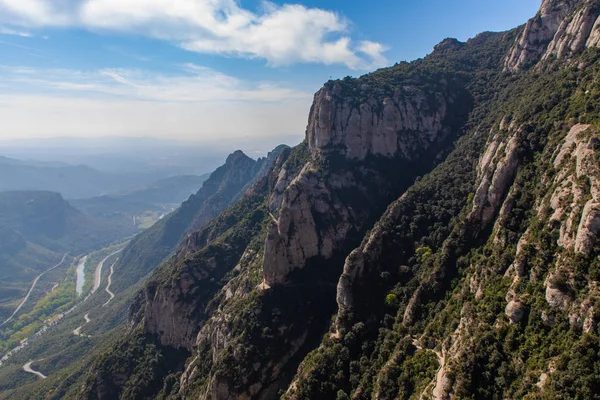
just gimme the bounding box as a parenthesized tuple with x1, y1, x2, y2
(0, 260, 77, 355)
(384, 294, 398, 308)
(8, 8, 600, 400)
(288, 44, 600, 400)
(111, 150, 269, 294)
(0, 190, 135, 320)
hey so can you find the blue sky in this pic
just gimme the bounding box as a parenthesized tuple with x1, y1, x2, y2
(0, 0, 540, 143)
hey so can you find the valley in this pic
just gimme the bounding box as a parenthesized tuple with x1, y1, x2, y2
(0, 146, 286, 397)
(2, 1, 600, 399)
(1, 254, 68, 328)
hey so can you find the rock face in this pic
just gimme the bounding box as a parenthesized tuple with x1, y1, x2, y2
(505, 300, 527, 323)
(306, 82, 450, 160)
(263, 78, 463, 286)
(505, 0, 578, 70)
(263, 164, 354, 286)
(550, 124, 600, 254)
(469, 123, 522, 229)
(506, 0, 600, 70)
(542, 1, 600, 60)
(545, 273, 574, 309)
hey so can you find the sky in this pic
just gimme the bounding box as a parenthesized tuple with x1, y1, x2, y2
(0, 0, 541, 144)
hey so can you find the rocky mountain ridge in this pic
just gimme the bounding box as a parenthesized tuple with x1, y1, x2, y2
(110, 147, 287, 294)
(9, 1, 600, 399)
(506, 0, 600, 70)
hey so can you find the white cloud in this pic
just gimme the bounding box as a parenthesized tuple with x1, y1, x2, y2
(0, 63, 312, 102)
(357, 41, 389, 69)
(0, 64, 313, 142)
(0, 26, 32, 37)
(0, 0, 388, 69)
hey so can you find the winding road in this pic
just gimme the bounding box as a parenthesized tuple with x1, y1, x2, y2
(1, 253, 68, 327)
(2, 248, 125, 377)
(102, 259, 118, 307)
(23, 360, 46, 379)
(92, 250, 121, 294)
(72, 313, 91, 337)
(72, 250, 122, 337)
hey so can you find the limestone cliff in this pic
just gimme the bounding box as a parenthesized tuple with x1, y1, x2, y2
(506, 0, 600, 70)
(262, 76, 465, 287)
(306, 83, 448, 160)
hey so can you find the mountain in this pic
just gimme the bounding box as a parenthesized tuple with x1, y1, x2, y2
(6, 1, 600, 399)
(0, 157, 197, 199)
(115, 174, 211, 206)
(109, 146, 288, 295)
(0, 191, 134, 255)
(0, 156, 69, 168)
(69, 174, 212, 230)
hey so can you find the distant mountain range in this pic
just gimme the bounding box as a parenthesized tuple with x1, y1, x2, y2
(0, 156, 161, 199)
(114, 174, 211, 205)
(0, 156, 210, 200)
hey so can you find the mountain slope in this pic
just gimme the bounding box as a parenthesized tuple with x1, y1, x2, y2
(75, 28, 510, 400)
(0, 191, 134, 321)
(115, 174, 211, 205)
(69, 196, 162, 227)
(109, 147, 288, 295)
(9, 1, 600, 399)
(0, 191, 132, 255)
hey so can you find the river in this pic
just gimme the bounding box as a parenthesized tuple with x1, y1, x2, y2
(75, 256, 88, 296)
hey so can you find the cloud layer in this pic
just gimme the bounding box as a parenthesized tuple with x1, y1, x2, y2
(0, 63, 312, 142)
(0, 0, 388, 69)
(0, 63, 311, 102)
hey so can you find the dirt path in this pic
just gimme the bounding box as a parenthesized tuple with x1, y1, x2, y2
(23, 360, 46, 379)
(1, 253, 68, 327)
(412, 336, 446, 400)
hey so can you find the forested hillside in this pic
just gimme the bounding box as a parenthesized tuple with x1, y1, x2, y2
(6, 1, 600, 399)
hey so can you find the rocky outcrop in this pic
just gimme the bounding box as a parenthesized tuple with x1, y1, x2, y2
(263, 75, 466, 286)
(505, 0, 579, 70)
(263, 164, 354, 286)
(505, 300, 527, 324)
(469, 124, 521, 229)
(306, 82, 450, 160)
(189, 150, 276, 232)
(140, 272, 206, 350)
(545, 270, 574, 309)
(542, 1, 600, 61)
(549, 124, 600, 254)
(506, 0, 600, 71)
(575, 201, 600, 253)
